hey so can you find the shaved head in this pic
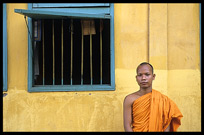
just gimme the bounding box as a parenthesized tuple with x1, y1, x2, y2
(136, 62, 154, 74)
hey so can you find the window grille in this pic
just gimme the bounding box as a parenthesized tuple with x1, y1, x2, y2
(33, 18, 110, 86)
(15, 3, 115, 92)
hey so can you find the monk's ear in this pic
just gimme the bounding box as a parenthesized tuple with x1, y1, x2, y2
(153, 74, 156, 80)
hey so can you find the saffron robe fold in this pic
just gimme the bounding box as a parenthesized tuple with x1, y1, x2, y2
(132, 89, 183, 132)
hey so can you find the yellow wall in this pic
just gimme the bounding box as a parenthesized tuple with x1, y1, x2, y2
(3, 3, 201, 131)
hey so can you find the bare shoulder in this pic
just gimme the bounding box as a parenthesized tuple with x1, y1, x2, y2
(124, 91, 140, 106)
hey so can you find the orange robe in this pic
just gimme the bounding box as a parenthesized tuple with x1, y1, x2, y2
(132, 89, 183, 132)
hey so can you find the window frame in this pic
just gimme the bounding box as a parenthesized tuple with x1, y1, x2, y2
(3, 3, 8, 92)
(22, 3, 115, 92)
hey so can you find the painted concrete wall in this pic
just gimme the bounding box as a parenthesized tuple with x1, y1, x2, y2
(3, 3, 201, 131)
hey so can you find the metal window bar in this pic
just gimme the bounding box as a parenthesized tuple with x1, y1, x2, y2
(42, 20, 45, 85)
(61, 19, 64, 85)
(100, 20, 103, 85)
(81, 21, 84, 85)
(90, 33, 93, 85)
(70, 19, 73, 85)
(52, 19, 55, 85)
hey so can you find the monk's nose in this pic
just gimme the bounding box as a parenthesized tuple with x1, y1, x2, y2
(142, 75, 146, 79)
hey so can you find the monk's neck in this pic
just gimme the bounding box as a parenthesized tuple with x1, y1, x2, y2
(139, 88, 152, 95)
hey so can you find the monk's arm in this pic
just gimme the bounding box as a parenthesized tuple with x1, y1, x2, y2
(164, 122, 171, 132)
(123, 96, 133, 132)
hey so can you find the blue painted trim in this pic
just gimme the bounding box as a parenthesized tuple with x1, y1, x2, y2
(25, 3, 115, 92)
(30, 85, 115, 92)
(110, 3, 115, 90)
(33, 3, 110, 8)
(3, 3, 7, 91)
(32, 8, 110, 15)
(28, 3, 33, 92)
(14, 9, 111, 19)
(200, 3, 201, 73)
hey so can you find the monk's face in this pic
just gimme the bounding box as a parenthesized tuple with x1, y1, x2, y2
(136, 64, 155, 89)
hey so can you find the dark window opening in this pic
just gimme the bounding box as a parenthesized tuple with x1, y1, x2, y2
(33, 18, 110, 86)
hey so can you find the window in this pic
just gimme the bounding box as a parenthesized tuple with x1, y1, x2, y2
(15, 3, 115, 92)
(3, 3, 7, 92)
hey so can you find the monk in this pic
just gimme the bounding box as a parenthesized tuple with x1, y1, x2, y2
(123, 62, 183, 132)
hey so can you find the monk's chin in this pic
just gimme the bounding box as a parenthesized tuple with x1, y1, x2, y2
(140, 86, 151, 89)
